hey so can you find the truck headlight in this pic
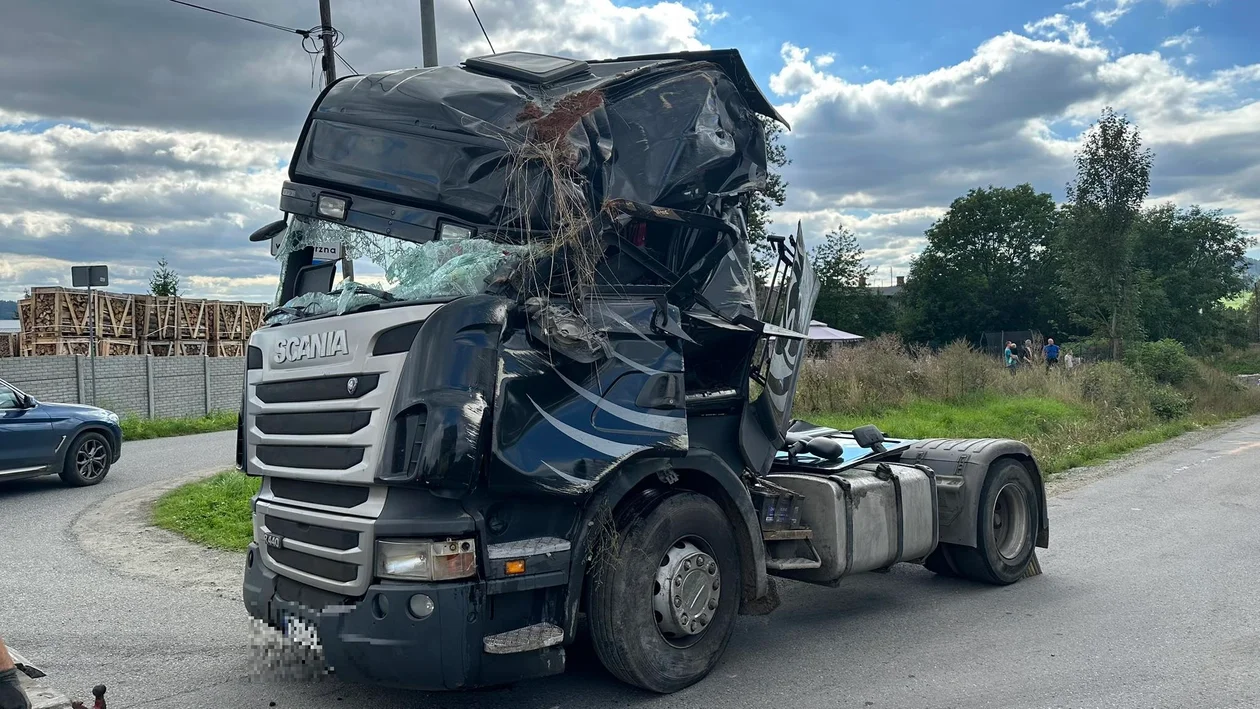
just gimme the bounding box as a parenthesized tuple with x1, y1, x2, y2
(376, 539, 477, 581)
(317, 193, 350, 221)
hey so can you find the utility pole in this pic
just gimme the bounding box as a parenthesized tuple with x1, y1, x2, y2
(420, 0, 438, 67)
(318, 0, 337, 87)
(318, 0, 355, 281)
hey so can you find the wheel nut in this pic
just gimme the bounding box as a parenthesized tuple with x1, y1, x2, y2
(674, 596, 682, 607)
(690, 621, 697, 632)
(696, 554, 706, 565)
(681, 613, 689, 625)
(674, 577, 682, 587)
(684, 560, 691, 571)
(712, 580, 719, 590)
(708, 599, 717, 610)
(708, 563, 717, 574)
(699, 616, 708, 626)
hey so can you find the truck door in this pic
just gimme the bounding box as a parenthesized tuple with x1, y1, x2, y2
(740, 222, 819, 474)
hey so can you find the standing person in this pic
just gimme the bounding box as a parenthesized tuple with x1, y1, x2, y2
(0, 637, 32, 709)
(1020, 339, 1035, 367)
(1004, 341, 1018, 375)
(1044, 338, 1061, 370)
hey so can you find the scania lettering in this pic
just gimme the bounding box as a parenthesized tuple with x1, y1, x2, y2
(239, 49, 1049, 694)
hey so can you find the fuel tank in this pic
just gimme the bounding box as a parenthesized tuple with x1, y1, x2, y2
(766, 462, 938, 584)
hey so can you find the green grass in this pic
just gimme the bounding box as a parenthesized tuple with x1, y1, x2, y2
(151, 469, 260, 551)
(120, 410, 238, 441)
(812, 395, 1213, 476)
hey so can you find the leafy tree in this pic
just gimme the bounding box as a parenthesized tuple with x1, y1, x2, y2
(1132, 204, 1253, 350)
(745, 117, 790, 270)
(1058, 107, 1154, 359)
(897, 184, 1061, 345)
(149, 257, 181, 297)
(809, 227, 892, 336)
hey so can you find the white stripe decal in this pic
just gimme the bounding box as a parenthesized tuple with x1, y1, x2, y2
(610, 349, 667, 376)
(543, 462, 595, 490)
(529, 396, 646, 459)
(556, 371, 687, 435)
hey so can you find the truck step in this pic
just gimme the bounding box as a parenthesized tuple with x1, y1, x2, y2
(765, 556, 823, 571)
(483, 623, 564, 655)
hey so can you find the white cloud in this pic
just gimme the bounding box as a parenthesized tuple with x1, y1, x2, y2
(766, 22, 1260, 274)
(1160, 27, 1200, 49)
(698, 2, 729, 23)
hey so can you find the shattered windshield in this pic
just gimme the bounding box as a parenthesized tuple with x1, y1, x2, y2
(267, 216, 533, 324)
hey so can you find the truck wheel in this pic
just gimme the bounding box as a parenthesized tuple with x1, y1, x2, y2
(59, 432, 113, 487)
(587, 491, 741, 694)
(951, 459, 1038, 585)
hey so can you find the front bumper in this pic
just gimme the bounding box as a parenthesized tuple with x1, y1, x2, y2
(243, 544, 566, 690)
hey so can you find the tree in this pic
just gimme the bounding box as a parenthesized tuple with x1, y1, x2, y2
(808, 227, 891, 336)
(745, 117, 790, 270)
(897, 184, 1062, 346)
(1132, 204, 1253, 350)
(149, 257, 181, 297)
(1058, 107, 1154, 359)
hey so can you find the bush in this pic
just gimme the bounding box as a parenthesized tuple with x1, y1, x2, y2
(1148, 385, 1192, 420)
(1126, 339, 1196, 386)
(1080, 361, 1147, 414)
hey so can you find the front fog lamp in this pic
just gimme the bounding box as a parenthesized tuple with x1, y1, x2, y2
(376, 539, 477, 581)
(316, 194, 350, 221)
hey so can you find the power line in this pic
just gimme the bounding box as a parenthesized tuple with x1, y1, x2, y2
(467, 0, 495, 54)
(166, 0, 307, 36)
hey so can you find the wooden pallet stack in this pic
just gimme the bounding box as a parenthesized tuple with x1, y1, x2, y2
(5, 286, 268, 358)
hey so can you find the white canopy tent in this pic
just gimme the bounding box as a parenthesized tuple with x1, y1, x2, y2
(807, 320, 863, 343)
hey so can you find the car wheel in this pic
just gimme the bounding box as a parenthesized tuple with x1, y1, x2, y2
(587, 491, 741, 694)
(60, 432, 113, 487)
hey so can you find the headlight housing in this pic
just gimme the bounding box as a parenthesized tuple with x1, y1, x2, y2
(104, 411, 119, 423)
(376, 538, 477, 581)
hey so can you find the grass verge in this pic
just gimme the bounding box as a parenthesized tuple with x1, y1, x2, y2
(121, 411, 238, 441)
(813, 397, 1212, 476)
(151, 469, 259, 551)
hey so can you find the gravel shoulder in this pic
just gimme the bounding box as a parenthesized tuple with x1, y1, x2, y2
(71, 468, 245, 599)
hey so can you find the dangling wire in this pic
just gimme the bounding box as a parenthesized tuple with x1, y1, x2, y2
(467, 0, 495, 54)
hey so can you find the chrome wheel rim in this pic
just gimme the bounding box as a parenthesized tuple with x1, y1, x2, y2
(76, 439, 108, 480)
(992, 482, 1030, 561)
(652, 538, 720, 648)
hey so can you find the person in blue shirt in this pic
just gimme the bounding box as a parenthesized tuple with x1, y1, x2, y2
(1044, 338, 1061, 370)
(1004, 341, 1018, 374)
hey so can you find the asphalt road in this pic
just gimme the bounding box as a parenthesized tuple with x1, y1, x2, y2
(2, 421, 1259, 709)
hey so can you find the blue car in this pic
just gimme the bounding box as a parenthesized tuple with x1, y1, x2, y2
(0, 377, 123, 486)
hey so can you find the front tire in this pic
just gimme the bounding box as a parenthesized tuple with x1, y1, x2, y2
(950, 459, 1039, 585)
(59, 431, 113, 487)
(587, 491, 742, 693)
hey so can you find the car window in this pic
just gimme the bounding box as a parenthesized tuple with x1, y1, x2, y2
(0, 386, 18, 409)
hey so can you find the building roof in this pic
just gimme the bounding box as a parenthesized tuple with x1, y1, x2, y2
(0, 320, 20, 333)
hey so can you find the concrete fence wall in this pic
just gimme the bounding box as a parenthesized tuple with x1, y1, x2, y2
(0, 355, 244, 418)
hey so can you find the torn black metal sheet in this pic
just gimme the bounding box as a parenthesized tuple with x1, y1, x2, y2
(290, 50, 777, 239)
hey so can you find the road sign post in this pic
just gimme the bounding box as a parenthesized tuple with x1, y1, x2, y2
(71, 265, 108, 406)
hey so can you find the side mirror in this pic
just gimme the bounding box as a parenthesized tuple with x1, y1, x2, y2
(249, 219, 287, 242)
(21, 394, 35, 408)
(852, 424, 887, 453)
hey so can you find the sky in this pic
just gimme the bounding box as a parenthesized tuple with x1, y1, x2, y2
(1, 0, 1257, 301)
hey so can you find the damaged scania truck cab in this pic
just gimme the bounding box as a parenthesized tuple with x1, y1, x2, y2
(240, 49, 1049, 694)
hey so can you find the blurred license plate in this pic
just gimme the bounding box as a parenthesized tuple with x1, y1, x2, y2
(283, 615, 320, 646)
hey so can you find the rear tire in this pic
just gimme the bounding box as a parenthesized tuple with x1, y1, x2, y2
(950, 459, 1039, 585)
(587, 491, 741, 694)
(59, 432, 113, 487)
